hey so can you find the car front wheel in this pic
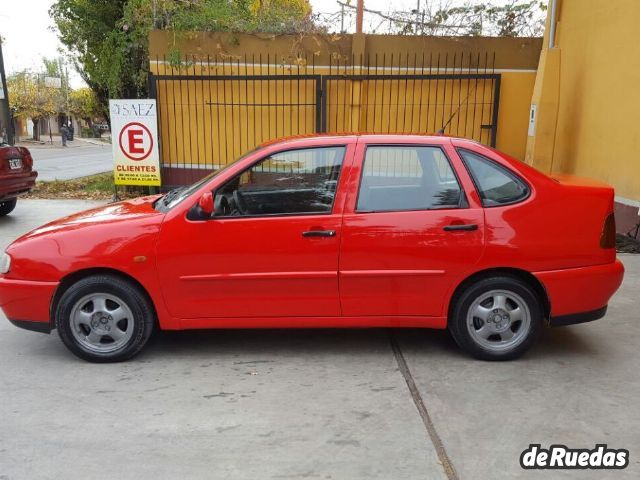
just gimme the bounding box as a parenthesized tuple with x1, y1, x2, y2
(0, 198, 17, 217)
(449, 276, 543, 361)
(55, 275, 155, 362)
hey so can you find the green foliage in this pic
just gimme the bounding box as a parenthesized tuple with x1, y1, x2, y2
(7, 72, 58, 121)
(69, 87, 102, 123)
(50, 0, 313, 115)
(50, 0, 129, 117)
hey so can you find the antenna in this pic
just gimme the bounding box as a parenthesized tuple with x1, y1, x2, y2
(437, 84, 477, 136)
(437, 52, 480, 136)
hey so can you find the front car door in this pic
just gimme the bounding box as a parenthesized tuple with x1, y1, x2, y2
(339, 137, 485, 324)
(156, 138, 355, 323)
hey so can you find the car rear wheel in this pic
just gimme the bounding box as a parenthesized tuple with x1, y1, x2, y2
(0, 198, 17, 217)
(449, 276, 543, 360)
(55, 275, 155, 362)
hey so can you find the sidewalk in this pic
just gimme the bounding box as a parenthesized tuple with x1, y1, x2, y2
(16, 135, 111, 150)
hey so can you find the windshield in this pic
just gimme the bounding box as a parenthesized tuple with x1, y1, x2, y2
(155, 149, 258, 212)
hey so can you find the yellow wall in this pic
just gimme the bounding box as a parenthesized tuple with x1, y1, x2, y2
(527, 0, 640, 202)
(149, 31, 539, 171)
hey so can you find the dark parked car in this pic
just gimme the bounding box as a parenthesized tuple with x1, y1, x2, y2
(0, 144, 37, 216)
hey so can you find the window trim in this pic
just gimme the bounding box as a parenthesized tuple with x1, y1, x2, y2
(210, 145, 348, 220)
(355, 144, 467, 214)
(456, 148, 531, 208)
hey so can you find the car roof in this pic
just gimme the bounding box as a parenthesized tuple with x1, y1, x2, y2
(259, 133, 481, 148)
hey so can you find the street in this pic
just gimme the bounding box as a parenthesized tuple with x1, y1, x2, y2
(0, 199, 638, 480)
(25, 140, 112, 181)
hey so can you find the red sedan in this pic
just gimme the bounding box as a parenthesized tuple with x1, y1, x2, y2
(0, 135, 624, 362)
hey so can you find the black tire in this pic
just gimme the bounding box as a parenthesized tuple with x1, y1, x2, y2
(0, 198, 17, 217)
(55, 275, 155, 363)
(448, 276, 543, 361)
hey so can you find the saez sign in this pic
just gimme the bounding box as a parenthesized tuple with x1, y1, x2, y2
(109, 99, 161, 186)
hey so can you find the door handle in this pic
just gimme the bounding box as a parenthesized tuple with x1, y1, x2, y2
(443, 224, 478, 232)
(302, 230, 336, 238)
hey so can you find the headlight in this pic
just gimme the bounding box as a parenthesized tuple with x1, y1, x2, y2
(0, 252, 11, 274)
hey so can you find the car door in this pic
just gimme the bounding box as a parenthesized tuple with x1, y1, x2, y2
(339, 139, 485, 318)
(156, 141, 354, 320)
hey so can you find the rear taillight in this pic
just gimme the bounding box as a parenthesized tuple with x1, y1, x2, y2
(600, 213, 616, 248)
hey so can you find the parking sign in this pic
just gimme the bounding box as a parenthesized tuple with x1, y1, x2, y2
(109, 99, 161, 186)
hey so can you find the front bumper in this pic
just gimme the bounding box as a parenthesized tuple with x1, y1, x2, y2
(0, 170, 37, 200)
(0, 277, 58, 333)
(534, 259, 624, 323)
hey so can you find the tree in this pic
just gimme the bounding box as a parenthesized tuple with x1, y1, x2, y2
(50, 0, 313, 115)
(328, 0, 547, 37)
(42, 56, 72, 122)
(7, 72, 58, 141)
(69, 88, 101, 127)
(50, 0, 129, 120)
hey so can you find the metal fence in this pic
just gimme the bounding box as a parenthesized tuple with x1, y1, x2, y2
(149, 51, 500, 186)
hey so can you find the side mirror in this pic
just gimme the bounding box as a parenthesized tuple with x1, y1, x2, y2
(198, 192, 214, 216)
(186, 192, 213, 221)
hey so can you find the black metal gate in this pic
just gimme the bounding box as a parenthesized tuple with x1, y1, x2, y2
(149, 52, 500, 186)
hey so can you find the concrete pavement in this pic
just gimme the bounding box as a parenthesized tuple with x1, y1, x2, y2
(23, 141, 112, 181)
(0, 199, 639, 479)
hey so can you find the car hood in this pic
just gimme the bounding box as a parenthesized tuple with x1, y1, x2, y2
(4, 195, 167, 282)
(15, 195, 165, 242)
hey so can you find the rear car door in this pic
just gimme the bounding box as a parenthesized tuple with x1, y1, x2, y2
(156, 140, 355, 320)
(339, 139, 485, 318)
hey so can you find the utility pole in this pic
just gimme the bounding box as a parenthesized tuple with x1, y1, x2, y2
(0, 36, 14, 145)
(356, 0, 364, 34)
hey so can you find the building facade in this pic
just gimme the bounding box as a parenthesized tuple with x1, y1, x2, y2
(526, 0, 640, 233)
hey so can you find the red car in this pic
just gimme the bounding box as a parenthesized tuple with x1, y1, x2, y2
(0, 144, 37, 216)
(0, 135, 624, 362)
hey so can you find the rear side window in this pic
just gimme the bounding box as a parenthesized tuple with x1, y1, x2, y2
(458, 149, 529, 207)
(357, 146, 463, 212)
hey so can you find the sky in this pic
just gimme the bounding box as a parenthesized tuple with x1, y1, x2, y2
(0, 0, 86, 87)
(0, 0, 523, 89)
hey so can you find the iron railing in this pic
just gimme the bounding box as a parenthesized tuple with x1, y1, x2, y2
(149, 51, 500, 187)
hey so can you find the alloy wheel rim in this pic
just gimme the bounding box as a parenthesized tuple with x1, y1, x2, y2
(466, 289, 531, 353)
(70, 293, 135, 353)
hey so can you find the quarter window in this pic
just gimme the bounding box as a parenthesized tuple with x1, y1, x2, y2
(357, 146, 463, 212)
(214, 146, 345, 217)
(458, 149, 529, 206)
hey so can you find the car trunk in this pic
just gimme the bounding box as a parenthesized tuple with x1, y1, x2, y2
(0, 146, 32, 175)
(547, 173, 616, 264)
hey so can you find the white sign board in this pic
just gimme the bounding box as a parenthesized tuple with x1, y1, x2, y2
(528, 104, 537, 137)
(109, 99, 161, 186)
(0, 84, 5, 100)
(44, 76, 62, 88)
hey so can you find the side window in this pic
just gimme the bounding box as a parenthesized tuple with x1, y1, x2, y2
(356, 146, 462, 212)
(214, 146, 345, 217)
(458, 149, 529, 207)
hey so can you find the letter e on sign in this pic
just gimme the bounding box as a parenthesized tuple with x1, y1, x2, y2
(119, 122, 154, 161)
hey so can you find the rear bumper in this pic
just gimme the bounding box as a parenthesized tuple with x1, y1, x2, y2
(534, 260, 624, 320)
(0, 277, 58, 333)
(549, 306, 608, 327)
(8, 318, 52, 333)
(0, 171, 37, 200)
